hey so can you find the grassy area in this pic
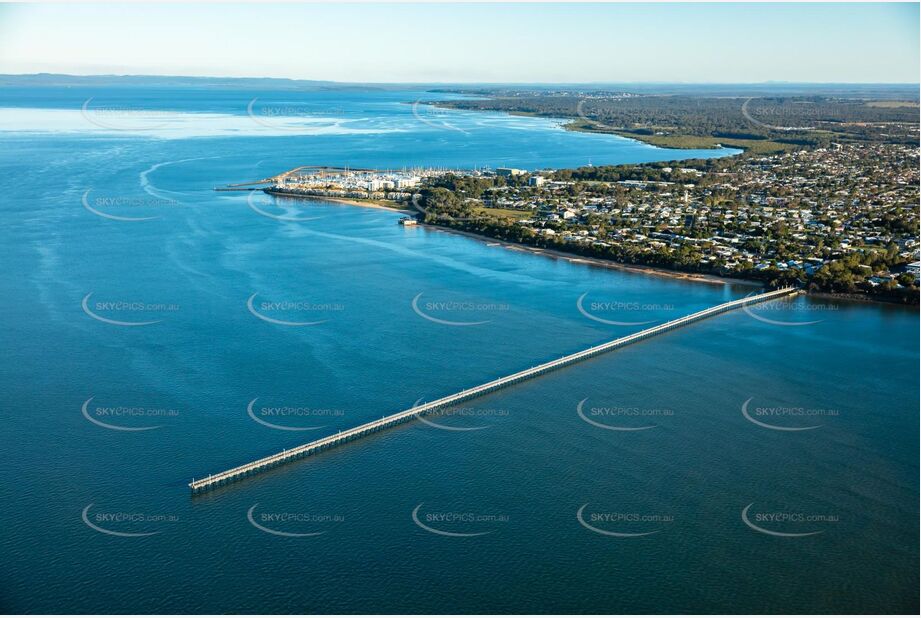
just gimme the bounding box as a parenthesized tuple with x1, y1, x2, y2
(353, 197, 403, 208)
(443, 103, 825, 155)
(323, 195, 405, 208)
(562, 121, 796, 155)
(435, 93, 919, 155)
(865, 100, 919, 108)
(475, 207, 532, 220)
(267, 189, 408, 211)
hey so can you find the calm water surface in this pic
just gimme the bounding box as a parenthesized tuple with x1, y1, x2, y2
(0, 88, 917, 614)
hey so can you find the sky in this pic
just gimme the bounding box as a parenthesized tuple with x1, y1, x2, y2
(0, 3, 918, 83)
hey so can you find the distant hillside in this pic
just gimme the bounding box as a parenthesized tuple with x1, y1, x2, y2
(4, 75, 918, 99)
(0, 73, 382, 91)
(431, 83, 921, 100)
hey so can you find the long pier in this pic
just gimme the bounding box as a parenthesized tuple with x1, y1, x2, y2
(190, 287, 798, 493)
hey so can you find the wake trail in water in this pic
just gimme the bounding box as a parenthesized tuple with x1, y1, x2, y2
(139, 156, 226, 201)
(290, 226, 555, 288)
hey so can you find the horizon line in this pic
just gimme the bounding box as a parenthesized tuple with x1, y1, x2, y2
(3, 72, 919, 87)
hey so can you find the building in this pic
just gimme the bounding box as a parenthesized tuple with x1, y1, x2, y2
(497, 168, 526, 177)
(395, 176, 421, 189)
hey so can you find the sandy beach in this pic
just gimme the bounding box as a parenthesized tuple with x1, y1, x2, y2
(275, 189, 761, 287)
(419, 224, 762, 287)
(267, 188, 761, 287)
(319, 196, 415, 215)
(279, 194, 905, 303)
(265, 189, 415, 215)
(422, 224, 914, 304)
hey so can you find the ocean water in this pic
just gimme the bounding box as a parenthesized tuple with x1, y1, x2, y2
(0, 87, 917, 614)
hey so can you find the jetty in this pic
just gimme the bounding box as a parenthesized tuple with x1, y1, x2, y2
(190, 287, 798, 493)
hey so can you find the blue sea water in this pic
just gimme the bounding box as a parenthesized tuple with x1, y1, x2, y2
(0, 87, 917, 614)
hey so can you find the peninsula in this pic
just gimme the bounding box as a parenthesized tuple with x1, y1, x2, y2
(231, 138, 919, 305)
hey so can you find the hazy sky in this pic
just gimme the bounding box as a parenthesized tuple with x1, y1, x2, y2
(0, 3, 918, 83)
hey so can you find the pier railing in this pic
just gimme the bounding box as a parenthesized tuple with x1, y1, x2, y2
(190, 287, 798, 493)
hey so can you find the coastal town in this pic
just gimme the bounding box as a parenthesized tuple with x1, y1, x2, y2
(261, 140, 919, 303)
(267, 166, 426, 201)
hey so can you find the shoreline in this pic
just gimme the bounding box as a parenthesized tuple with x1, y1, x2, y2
(427, 101, 794, 155)
(423, 224, 917, 306)
(806, 290, 918, 308)
(265, 189, 414, 215)
(257, 187, 914, 306)
(265, 186, 744, 286)
(427, 101, 731, 153)
(318, 196, 414, 215)
(419, 223, 761, 287)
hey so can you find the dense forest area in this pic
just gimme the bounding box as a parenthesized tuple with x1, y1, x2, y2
(435, 93, 920, 153)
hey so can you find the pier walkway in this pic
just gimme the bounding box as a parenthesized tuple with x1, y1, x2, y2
(190, 287, 798, 493)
